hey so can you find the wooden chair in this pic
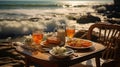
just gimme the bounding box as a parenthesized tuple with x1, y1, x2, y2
(87, 22, 120, 66)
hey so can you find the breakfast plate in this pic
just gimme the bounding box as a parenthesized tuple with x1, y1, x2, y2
(66, 38, 95, 49)
(49, 46, 74, 58)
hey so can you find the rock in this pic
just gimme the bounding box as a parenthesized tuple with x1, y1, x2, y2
(107, 18, 120, 24)
(66, 13, 79, 20)
(29, 17, 40, 22)
(114, 0, 120, 6)
(107, 12, 120, 18)
(74, 30, 99, 42)
(96, 6, 107, 13)
(66, 15, 76, 20)
(94, 4, 120, 19)
(74, 30, 88, 39)
(76, 14, 101, 23)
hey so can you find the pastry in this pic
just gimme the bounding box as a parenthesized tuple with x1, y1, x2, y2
(46, 37, 61, 44)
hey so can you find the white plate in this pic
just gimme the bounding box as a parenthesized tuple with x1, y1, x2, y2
(66, 38, 95, 49)
(40, 40, 64, 48)
(49, 48, 74, 58)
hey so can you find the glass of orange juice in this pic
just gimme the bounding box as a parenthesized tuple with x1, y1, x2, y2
(32, 29, 43, 45)
(66, 25, 75, 39)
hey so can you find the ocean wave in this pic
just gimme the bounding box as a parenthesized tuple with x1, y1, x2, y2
(0, 4, 59, 7)
(0, 0, 113, 9)
(0, 0, 113, 38)
(0, 4, 89, 8)
(0, 17, 72, 39)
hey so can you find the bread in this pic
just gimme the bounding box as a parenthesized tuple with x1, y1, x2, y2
(46, 37, 61, 45)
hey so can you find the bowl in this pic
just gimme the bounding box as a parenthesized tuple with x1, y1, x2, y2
(49, 47, 74, 58)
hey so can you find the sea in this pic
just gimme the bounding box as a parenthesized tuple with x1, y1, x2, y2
(0, 0, 113, 9)
(0, 0, 114, 39)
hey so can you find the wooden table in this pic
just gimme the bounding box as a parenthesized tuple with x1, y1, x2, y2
(15, 40, 105, 67)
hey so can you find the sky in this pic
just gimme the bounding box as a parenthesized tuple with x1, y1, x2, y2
(0, 0, 111, 1)
(0, 0, 55, 1)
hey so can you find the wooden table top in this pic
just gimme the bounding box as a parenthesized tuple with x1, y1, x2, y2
(15, 40, 105, 67)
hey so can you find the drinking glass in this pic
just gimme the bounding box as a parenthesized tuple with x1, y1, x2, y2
(66, 25, 75, 39)
(32, 29, 43, 45)
(57, 24, 66, 44)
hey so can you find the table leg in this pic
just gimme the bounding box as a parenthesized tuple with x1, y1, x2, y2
(95, 57, 100, 67)
(25, 57, 30, 67)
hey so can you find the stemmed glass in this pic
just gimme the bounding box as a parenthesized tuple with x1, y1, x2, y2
(66, 25, 75, 40)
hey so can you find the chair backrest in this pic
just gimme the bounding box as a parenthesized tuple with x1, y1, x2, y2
(87, 23, 120, 60)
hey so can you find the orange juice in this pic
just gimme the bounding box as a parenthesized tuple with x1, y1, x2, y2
(32, 33, 43, 45)
(66, 28, 75, 38)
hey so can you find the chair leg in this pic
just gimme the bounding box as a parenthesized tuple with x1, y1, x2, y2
(102, 59, 117, 67)
(95, 57, 100, 67)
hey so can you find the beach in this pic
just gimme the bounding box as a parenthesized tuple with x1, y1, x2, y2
(1, 0, 120, 67)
